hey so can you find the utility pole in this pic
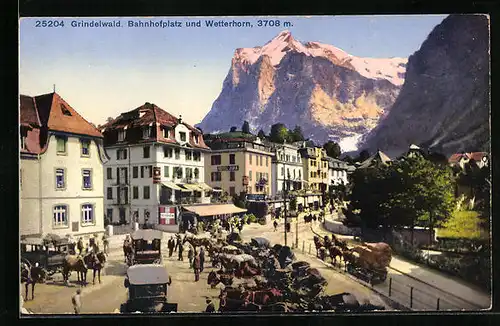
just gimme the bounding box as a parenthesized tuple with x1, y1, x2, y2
(283, 158, 288, 247)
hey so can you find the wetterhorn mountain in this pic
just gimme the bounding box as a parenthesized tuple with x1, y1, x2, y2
(197, 31, 407, 150)
(361, 14, 490, 157)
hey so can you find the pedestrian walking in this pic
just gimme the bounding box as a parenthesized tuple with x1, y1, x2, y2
(188, 246, 194, 267)
(102, 234, 109, 255)
(168, 237, 175, 257)
(273, 220, 278, 232)
(71, 289, 82, 314)
(178, 242, 184, 261)
(205, 299, 215, 313)
(193, 253, 201, 282)
(199, 247, 205, 272)
(174, 234, 180, 252)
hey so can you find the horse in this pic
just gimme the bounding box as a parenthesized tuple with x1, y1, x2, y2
(313, 236, 324, 257)
(328, 245, 343, 266)
(62, 254, 88, 286)
(84, 252, 107, 284)
(21, 262, 47, 301)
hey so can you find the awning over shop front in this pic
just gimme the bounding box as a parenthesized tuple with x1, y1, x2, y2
(183, 204, 247, 217)
(161, 182, 183, 191)
(176, 184, 193, 193)
(197, 182, 212, 191)
(181, 183, 203, 191)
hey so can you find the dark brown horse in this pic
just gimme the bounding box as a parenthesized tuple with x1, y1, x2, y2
(21, 262, 47, 301)
(328, 245, 343, 266)
(84, 252, 107, 284)
(62, 255, 88, 286)
(313, 236, 324, 257)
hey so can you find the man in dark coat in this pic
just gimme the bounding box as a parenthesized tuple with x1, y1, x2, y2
(193, 253, 201, 282)
(188, 246, 195, 268)
(77, 237, 84, 256)
(168, 237, 175, 257)
(205, 299, 215, 313)
(273, 220, 278, 231)
(199, 247, 205, 272)
(178, 243, 184, 261)
(174, 234, 180, 252)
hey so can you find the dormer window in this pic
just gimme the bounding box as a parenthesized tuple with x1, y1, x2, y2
(60, 104, 72, 116)
(118, 130, 126, 142)
(163, 127, 169, 138)
(194, 134, 199, 144)
(20, 130, 27, 150)
(179, 132, 186, 142)
(142, 127, 151, 139)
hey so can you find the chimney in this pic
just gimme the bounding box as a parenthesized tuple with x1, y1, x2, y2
(178, 115, 183, 124)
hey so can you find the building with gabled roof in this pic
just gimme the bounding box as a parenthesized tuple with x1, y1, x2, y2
(448, 152, 489, 170)
(358, 150, 392, 169)
(100, 102, 212, 232)
(20, 92, 106, 239)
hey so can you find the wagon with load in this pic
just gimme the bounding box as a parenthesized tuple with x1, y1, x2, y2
(121, 264, 177, 313)
(128, 230, 163, 266)
(345, 242, 392, 285)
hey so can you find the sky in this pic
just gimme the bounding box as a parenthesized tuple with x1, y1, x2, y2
(19, 15, 447, 127)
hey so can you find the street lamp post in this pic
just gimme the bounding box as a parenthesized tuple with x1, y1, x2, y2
(283, 173, 288, 247)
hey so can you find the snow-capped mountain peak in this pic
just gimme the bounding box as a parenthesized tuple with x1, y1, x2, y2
(233, 30, 407, 86)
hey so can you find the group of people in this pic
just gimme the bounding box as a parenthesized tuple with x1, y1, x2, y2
(166, 234, 206, 282)
(71, 233, 109, 257)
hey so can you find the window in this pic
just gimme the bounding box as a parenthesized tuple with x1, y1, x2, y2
(173, 167, 183, 179)
(287, 168, 290, 178)
(281, 167, 284, 176)
(143, 186, 150, 199)
(286, 155, 290, 162)
(56, 136, 67, 154)
(174, 148, 180, 159)
(299, 170, 301, 179)
(230, 171, 235, 181)
(162, 127, 169, 138)
(163, 146, 173, 158)
(194, 168, 199, 179)
(186, 168, 193, 179)
(80, 139, 90, 156)
(211, 155, 221, 165)
(117, 149, 127, 160)
(118, 130, 126, 142)
(55, 168, 65, 189)
(132, 166, 138, 178)
(106, 208, 113, 221)
(260, 156, 263, 166)
(60, 104, 72, 116)
(266, 157, 268, 167)
(143, 146, 150, 158)
(106, 167, 112, 179)
(148, 165, 153, 178)
(193, 151, 201, 161)
(82, 169, 92, 189)
(249, 154, 252, 164)
(164, 166, 170, 177)
(179, 132, 186, 142)
(133, 186, 139, 199)
(81, 204, 94, 224)
(311, 171, 314, 178)
(229, 154, 235, 165)
(211, 172, 222, 182)
(229, 187, 236, 195)
(249, 170, 252, 181)
(53, 205, 68, 227)
(185, 150, 192, 161)
(194, 134, 199, 144)
(142, 127, 151, 139)
(107, 187, 113, 199)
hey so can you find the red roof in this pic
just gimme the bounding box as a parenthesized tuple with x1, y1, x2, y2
(101, 102, 209, 149)
(467, 152, 488, 161)
(448, 152, 488, 164)
(20, 95, 41, 127)
(28, 93, 102, 138)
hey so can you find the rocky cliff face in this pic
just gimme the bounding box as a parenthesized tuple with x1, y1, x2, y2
(197, 31, 407, 150)
(361, 14, 490, 157)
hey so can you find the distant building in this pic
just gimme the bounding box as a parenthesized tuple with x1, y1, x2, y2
(448, 152, 489, 170)
(20, 92, 106, 239)
(357, 150, 392, 169)
(298, 144, 329, 193)
(326, 157, 348, 186)
(100, 103, 212, 229)
(204, 132, 274, 197)
(270, 142, 304, 197)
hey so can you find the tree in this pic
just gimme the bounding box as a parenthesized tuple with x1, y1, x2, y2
(323, 141, 341, 158)
(357, 150, 371, 162)
(242, 121, 250, 134)
(257, 129, 266, 139)
(342, 155, 354, 164)
(305, 140, 316, 147)
(230, 126, 237, 132)
(269, 123, 289, 143)
(290, 125, 305, 142)
(106, 117, 114, 123)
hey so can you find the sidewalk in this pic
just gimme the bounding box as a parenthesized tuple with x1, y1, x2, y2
(311, 222, 491, 309)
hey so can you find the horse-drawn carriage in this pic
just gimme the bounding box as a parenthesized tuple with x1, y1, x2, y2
(21, 236, 73, 277)
(126, 230, 163, 266)
(120, 264, 177, 313)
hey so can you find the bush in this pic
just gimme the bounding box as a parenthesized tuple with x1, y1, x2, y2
(437, 210, 487, 240)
